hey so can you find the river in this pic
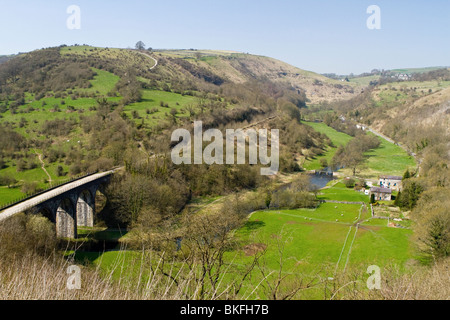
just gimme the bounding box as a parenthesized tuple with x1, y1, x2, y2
(309, 172, 335, 189)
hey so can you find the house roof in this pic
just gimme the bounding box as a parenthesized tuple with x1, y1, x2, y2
(370, 187, 392, 194)
(379, 175, 402, 180)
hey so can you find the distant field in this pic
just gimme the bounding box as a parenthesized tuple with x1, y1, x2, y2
(363, 134, 416, 179)
(303, 121, 352, 147)
(123, 89, 198, 127)
(1, 67, 120, 137)
(87, 68, 121, 95)
(374, 80, 450, 108)
(348, 75, 380, 86)
(156, 49, 240, 59)
(61, 46, 158, 74)
(61, 45, 129, 60)
(391, 66, 448, 74)
(379, 80, 450, 92)
(302, 121, 416, 179)
(60, 45, 103, 55)
(302, 121, 352, 170)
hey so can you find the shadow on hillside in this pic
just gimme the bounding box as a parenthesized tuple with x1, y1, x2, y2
(140, 98, 155, 103)
(72, 250, 104, 264)
(242, 220, 265, 231)
(66, 228, 129, 265)
(92, 228, 128, 241)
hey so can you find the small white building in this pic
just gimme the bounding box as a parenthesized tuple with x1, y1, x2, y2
(379, 175, 402, 191)
(356, 124, 367, 131)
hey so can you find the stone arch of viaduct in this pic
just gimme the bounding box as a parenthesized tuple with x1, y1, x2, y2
(32, 177, 109, 239)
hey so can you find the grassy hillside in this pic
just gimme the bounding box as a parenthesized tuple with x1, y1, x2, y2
(0, 66, 123, 205)
(157, 49, 362, 104)
(301, 121, 353, 170)
(123, 89, 198, 127)
(366, 78, 450, 138)
(0, 45, 335, 205)
(362, 134, 416, 178)
(301, 121, 415, 179)
(348, 75, 380, 86)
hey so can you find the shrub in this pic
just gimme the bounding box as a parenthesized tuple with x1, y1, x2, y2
(0, 213, 56, 258)
(56, 165, 64, 177)
(21, 181, 39, 195)
(319, 158, 328, 168)
(343, 178, 355, 188)
(0, 174, 17, 187)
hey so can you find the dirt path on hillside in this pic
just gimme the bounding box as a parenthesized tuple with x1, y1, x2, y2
(36, 152, 52, 186)
(133, 50, 158, 70)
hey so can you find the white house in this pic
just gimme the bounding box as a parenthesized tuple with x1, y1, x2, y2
(379, 175, 402, 191)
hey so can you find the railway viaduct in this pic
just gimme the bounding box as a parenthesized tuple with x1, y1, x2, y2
(0, 170, 118, 239)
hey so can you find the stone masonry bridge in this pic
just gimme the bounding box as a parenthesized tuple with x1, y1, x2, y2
(0, 169, 119, 239)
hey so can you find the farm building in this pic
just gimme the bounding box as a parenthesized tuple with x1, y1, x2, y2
(379, 175, 402, 191)
(370, 186, 392, 201)
(356, 124, 367, 131)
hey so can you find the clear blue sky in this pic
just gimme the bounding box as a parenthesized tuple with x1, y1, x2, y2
(0, 0, 449, 74)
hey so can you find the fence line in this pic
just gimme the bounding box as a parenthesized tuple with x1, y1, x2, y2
(320, 200, 365, 205)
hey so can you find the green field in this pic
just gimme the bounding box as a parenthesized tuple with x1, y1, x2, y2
(363, 134, 416, 178)
(302, 121, 352, 170)
(301, 121, 416, 179)
(348, 75, 380, 86)
(0, 187, 25, 205)
(0, 158, 72, 207)
(222, 180, 413, 298)
(63, 170, 414, 299)
(375, 80, 450, 106)
(123, 89, 198, 127)
(224, 123, 415, 298)
(87, 68, 121, 95)
(391, 66, 448, 74)
(303, 121, 352, 147)
(1, 67, 120, 138)
(222, 207, 412, 298)
(69, 181, 412, 299)
(318, 182, 369, 202)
